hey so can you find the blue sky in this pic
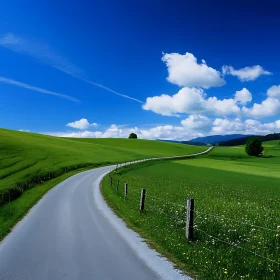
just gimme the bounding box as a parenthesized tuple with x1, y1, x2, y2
(1, 0, 280, 140)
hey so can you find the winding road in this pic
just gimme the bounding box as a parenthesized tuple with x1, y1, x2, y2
(0, 147, 212, 280)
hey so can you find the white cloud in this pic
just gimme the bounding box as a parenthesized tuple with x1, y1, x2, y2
(143, 85, 280, 119)
(162, 52, 225, 89)
(47, 116, 280, 141)
(181, 114, 212, 131)
(55, 120, 205, 141)
(213, 118, 280, 135)
(222, 65, 272, 81)
(242, 97, 280, 118)
(267, 85, 280, 98)
(212, 118, 244, 133)
(66, 118, 98, 130)
(234, 88, 252, 105)
(59, 130, 101, 138)
(139, 125, 185, 140)
(206, 97, 240, 116)
(143, 87, 240, 117)
(0, 76, 79, 102)
(241, 85, 280, 118)
(0, 33, 143, 103)
(143, 87, 205, 116)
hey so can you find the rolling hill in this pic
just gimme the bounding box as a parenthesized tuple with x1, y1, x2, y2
(0, 128, 207, 240)
(0, 128, 206, 202)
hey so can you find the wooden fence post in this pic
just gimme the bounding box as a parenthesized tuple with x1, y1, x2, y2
(186, 198, 194, 241)
(124, 183, 128, 201)
(140, 188, 146, 213)
(116, 180, 119, 192)
(110, 175, 112, 186)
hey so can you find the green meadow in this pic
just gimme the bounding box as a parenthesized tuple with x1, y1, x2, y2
(0, 128, 205, 240)
(102, 140, 280, 279)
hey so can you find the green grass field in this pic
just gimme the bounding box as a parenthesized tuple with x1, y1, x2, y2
(0, 128, 205, 240)
(102, 140, 280, 279)
(0, 128, 205, 194)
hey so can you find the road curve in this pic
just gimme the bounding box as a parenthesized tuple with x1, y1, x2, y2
(0, 147, 212, 280)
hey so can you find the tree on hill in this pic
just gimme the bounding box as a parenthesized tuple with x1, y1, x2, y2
(245, 137, 264, 157)
(128, 133, 137, 139)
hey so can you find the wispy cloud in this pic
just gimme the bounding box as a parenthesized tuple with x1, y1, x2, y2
(0, 33, 143, 103)
(0, 76, 80, 102)
(222, 65, 272, 81)
(0, 33, 82, 76)
(79, 77, 143, 103)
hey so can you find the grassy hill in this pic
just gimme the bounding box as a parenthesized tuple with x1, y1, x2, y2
(0, 128, 205, 201)
(102, 140, 280, 279)
(0, 128, 206, 240)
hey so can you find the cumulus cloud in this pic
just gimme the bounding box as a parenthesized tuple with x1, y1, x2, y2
(234, 88, 252, 105)
(242, 97, 280, 118)
(143, 84, 280, 119)
(58, 124, 203, 141)
(162, 52, 225, 88)
(144, 51, 277, 119)
(241, 85, 280, 118)
(212, 118, 244, 133)
(267, 85, 280, 98)
(222, 65, 272, 81)
(66, 118, 98, 130)
(213, 118, 280, 135)
(47, 116, 280, 141)
(181, 114, 212, 131)
(59, 130, 100, 138)
(143, 87, 240, 117)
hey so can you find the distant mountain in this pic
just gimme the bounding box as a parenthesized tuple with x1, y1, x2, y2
(158, 132, 280, 147)
(157, 139, 207, 146)
(219, 133, 280, 146)
(189, 134, 250, 144)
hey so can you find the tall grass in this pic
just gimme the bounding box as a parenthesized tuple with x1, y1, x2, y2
(102, 141, 280, 279)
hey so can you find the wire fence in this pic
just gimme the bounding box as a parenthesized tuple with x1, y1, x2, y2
(108, 170, 280, 269)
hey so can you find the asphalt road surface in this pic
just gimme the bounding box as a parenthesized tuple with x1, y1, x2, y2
(0, 161, 194, 280)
